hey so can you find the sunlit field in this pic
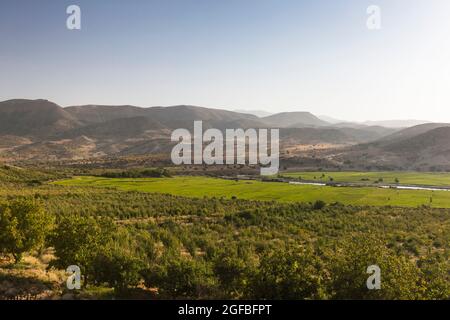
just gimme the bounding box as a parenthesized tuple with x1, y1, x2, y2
(282, 171, 450, 186)
(55, 175, 450, 208)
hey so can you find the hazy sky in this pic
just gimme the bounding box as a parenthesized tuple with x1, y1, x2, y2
(1, 0, 449, 121)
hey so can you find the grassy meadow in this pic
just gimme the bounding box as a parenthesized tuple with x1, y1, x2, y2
(282, 171, 450, 186)
(54, 175, 450, 208)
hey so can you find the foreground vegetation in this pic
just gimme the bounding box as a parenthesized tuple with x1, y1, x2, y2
(0, 167, 449, 299)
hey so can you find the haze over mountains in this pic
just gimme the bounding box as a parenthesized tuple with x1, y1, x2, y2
(0, 99, 448, 170)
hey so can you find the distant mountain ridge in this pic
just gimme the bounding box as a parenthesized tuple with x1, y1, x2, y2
(0, 99, 79, 138)
(361, 119, 431, 128)
(329, 123, 450, 171)
(233, 109, 272, 118)
(262, 112, 330, 127)
(0, 99, 446, 166)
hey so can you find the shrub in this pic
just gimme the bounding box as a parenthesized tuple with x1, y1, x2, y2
(248, 248, 330, 299)
(330, 235, 425, 300)
(0, 199, 53, 263)
(144, 258, 216, 298)
(90, 248, 145, 292)
(49, 215, 117, 285)
(313, 200, 326, 210)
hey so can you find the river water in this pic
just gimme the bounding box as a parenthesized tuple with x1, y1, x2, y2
(288, 181, 450, 192)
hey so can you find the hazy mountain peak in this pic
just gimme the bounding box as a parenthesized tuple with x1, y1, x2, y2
(318, 115, 344, 124)
(361, 119, 431, 128)
(262, 111, 329, 128)
(233, 109, 273, 118)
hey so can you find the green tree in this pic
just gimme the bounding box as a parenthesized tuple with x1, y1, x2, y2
(49, 215, 116, 285)
(248, 248, 330, 299)
(145, 258, 216, 299)
(90, 247, 144, 293)
(0, 199, 53, 263)
(418, 253, 450, 299)
(313, 200, 326, 210)
(213, 250, 255, 299)
(330, 235, 425, 300)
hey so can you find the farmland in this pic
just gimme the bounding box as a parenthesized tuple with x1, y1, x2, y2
(282, 171, 450, 187)
(55, 175, 450, 208)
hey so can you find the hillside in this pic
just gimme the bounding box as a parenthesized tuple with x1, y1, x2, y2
(384, 127, 450, 163)
(0, 164, 61, 183)
(0, 98, 448, 166)
(262, 112, 329, 127)
(327, 125, 450, 171)
(60, 116, 168, 140)
(0, 99, 79, 138)
(362, 119, 430, 128)
(377, 123, 450, 144)
(65, 105, 148, 125)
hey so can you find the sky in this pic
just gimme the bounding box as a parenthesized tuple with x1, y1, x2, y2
(1, 0, 450, 122)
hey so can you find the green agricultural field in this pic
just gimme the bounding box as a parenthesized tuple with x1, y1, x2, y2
(282, 171, 450, 186)
(54, 176, 450, 208)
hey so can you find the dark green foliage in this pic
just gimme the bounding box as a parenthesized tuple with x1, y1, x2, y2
(49, 215, 152, 291)
(144, 258, 216, 299)
(213, 249, 255, 299)
(329, 235, 425, 299)
(90, 248, 145, 292)
(48, 215, 117, 283)
(249, 248, 329, 299)
(313, 200, 326, 210)
(100, 168, 171, 179)
(0, 199, 54, 263)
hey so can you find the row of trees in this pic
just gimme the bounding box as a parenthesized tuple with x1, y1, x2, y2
(99, 168, 172, 179)
(49, 213, 450, 299)
(1, 199, 449, 299)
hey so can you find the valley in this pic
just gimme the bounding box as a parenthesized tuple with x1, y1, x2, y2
(1, 98, 450, 300)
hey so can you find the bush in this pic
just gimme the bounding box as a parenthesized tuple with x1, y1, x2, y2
(248, 248, 330, 299)
(90, 248, 145, 292)
(213, 250, 255, 298)
(313, 200, 326, 210)
(144, 258, 216, 299)
(330, 235, 425, 299)
(417, 253, 450, 299)
(100, 168, 171, 178)
(49, 215, 117, 285)
(0, 199, 53, 263)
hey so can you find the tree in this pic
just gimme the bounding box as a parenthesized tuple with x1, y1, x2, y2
(0, 199, 53, 263)
(48, 214, 116, 285)
(213, 250, 255, 299)
(313, 200, 326, 210)
(248, 248, 330, 299)
(90, 247, 144, 293)
(144, 258, 216, 299)
(330, 235, 425, 299)
(417, 253, 450, 299)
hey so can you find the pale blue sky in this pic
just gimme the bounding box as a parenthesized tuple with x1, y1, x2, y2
(1, 0, 449, 121)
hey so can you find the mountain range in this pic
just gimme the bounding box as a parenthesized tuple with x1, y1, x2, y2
(0, 99, 448, 170)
